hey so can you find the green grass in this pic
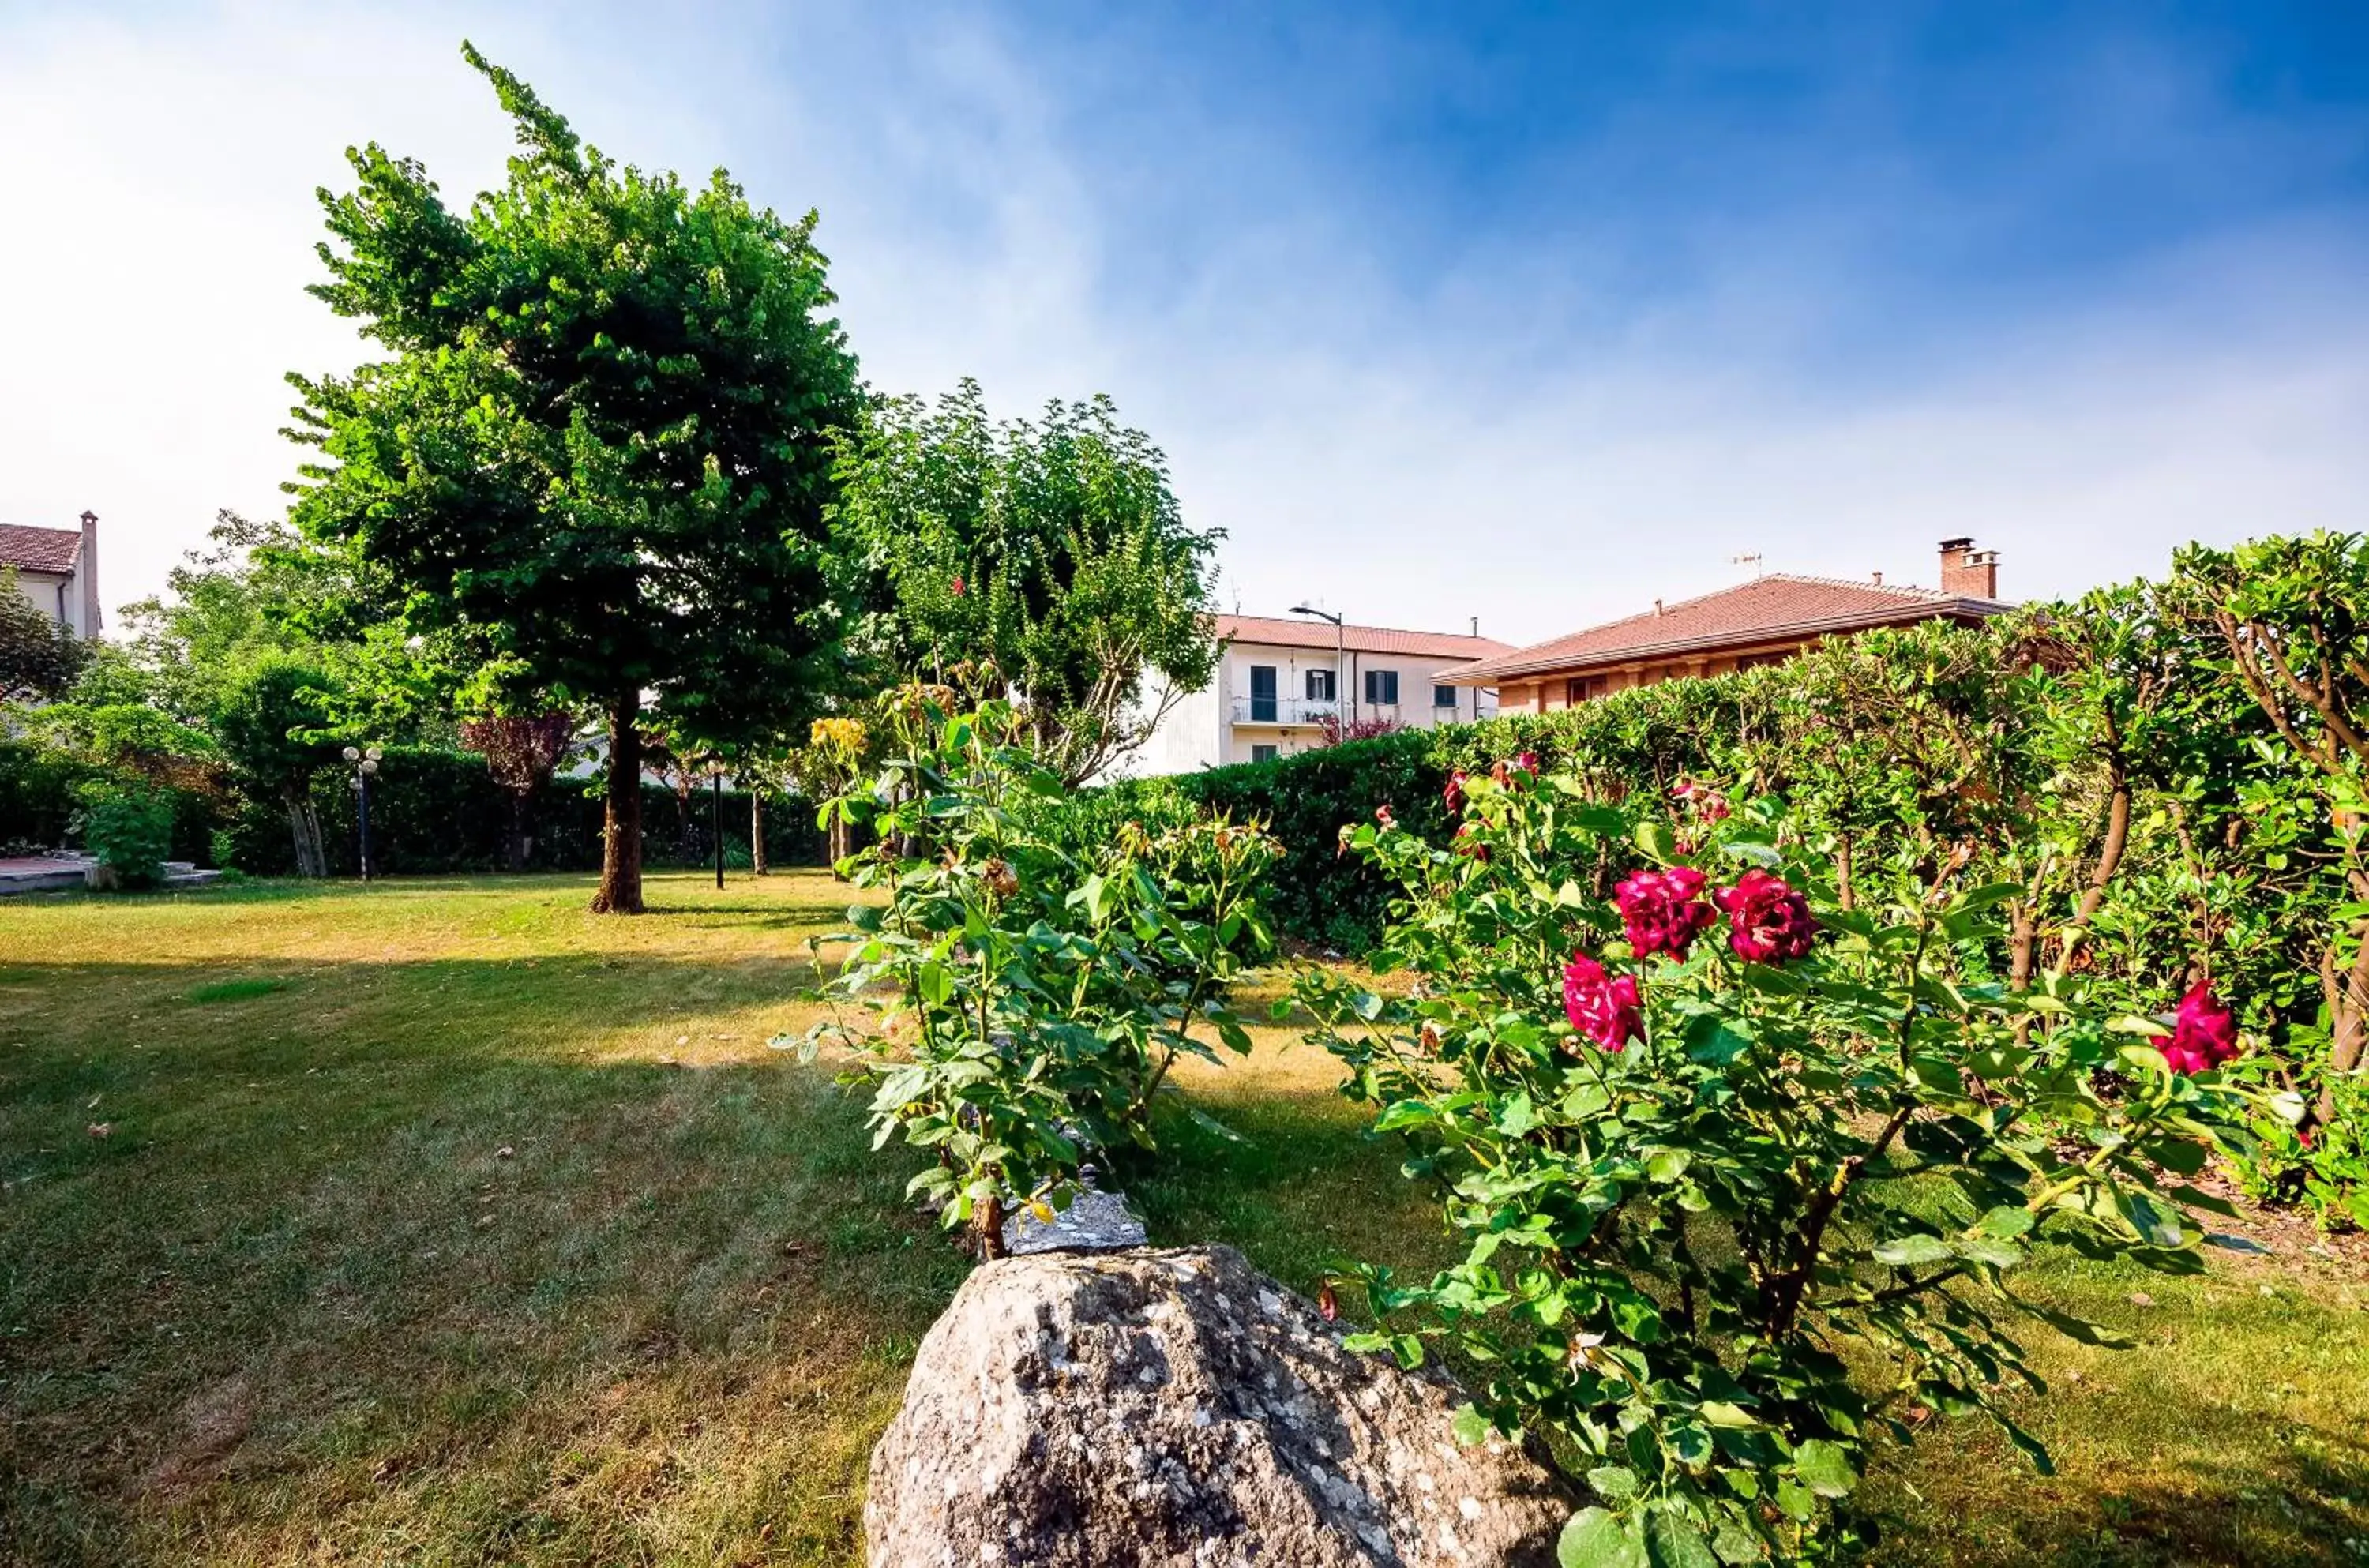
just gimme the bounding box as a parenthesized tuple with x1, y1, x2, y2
(2, 872, 2365, 1566)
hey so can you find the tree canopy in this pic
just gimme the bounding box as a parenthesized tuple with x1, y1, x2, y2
(831, 379, 1222, 784)
(283, 43, 865, 911)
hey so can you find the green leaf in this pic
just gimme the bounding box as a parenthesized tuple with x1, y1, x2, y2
(1684, 1015, 1753, 1066)
(1976, 1205, 2036, 1239)
(1645, 1147, 1694, 1184)
(1791, 1439, 1857, 1499)
(1451, 1403, 1495, 1446)
(2107, 1015, 2171, 1037)
(1870, 1233, 1951, 1267)
(1997, 1414, 2056, 1476)
(1698, 1401, 1759, 1429)
(1667, 1425, 1714, 1467)
(1710, 1521, 1765, 1565)
(1644, 1510, 1720, 1568)
(1586, 1465, 1641, 1502)
(1633, 819, 1677, 865)
(1560, 1508, 1649, 1568)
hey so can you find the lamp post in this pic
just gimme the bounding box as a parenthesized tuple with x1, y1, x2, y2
(342, 745, 381, 882)
(1289, 604, 1349, 736)
(712, 766, 726, 891)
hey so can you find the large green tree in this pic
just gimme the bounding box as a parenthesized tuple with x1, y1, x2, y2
(832, 379, 1222, 784)
(285, 44, 864, 913)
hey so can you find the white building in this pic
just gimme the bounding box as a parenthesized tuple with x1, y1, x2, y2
(1129, 613, 1511, 775)
(2, 512, 102, 638)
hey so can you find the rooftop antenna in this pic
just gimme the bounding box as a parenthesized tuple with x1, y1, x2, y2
(1732, 552, 1765, 577)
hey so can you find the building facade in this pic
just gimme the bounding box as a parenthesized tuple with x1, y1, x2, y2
(1, 512, 102, 638)
(1128, 613, 1511, 775)
(1450, 539, 2009, 713)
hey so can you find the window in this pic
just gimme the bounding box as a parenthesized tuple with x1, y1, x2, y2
(1305, 668, 1335, 702)
(1248, 664, 1277, 722)
(1565, 674, 1611, 705)
(1363, 669, 1399, 706)
(1432, 684, 1459, 711)
(1251, 744, 1279, 763)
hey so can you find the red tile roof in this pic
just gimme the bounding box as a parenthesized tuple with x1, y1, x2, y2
(1217, 613, 1513, 662)
(1450, 574, 2010, 684)
(0, 525, 82, 576)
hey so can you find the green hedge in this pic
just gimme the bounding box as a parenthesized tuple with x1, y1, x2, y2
(0, 739, 220, 865)
(226, 747, 824, 876)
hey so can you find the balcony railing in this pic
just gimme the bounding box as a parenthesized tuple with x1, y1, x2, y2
(1232, 697, 1339, 726)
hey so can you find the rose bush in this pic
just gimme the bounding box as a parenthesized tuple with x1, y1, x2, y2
(1297, 760, 2261, 1565)
(796, 688, 1278, 1255)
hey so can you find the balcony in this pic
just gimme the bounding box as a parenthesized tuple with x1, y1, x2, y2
(1231, 697, 1339, 726)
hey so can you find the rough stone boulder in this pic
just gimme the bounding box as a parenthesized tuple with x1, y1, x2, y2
(865, 1245, 1567, 1566)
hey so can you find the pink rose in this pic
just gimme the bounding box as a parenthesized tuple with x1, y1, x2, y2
(2164, 982, 2240, 1075)
(1563, 953, 1642, 1052)
(1714, 870, 1816, 963)
(1374, 804, 1395, 828)
(1616, 866, 1717, 960)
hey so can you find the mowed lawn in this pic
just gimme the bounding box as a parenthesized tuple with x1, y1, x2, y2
(1, 873, 2364, 1567)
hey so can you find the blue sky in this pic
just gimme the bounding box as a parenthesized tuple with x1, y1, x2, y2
(4, 2, 2367, 643)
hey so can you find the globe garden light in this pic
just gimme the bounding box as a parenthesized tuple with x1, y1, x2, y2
(343, 746, 360, 762)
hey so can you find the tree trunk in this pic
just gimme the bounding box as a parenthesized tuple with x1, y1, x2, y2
(828, 812, 853, 876)
(591, 693, 645, 914)
(508, 793, 527, 872)
(750, 789, 768, 876)
(284, 789, 323, 877)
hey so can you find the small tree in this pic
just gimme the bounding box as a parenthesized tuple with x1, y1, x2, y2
(459, 712, 576, 869)
(799, 688, 1278, 1256)
(832, 380, 1222, 785)
(791, 713, 875, 870)
(214, 655, 344, 876)
(287, 44, 864, 914)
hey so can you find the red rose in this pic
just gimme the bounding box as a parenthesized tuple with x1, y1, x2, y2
(1375, 804, 1395, 828)
(1443, 770, 1468, 815)
(1562, 953, 1642, 1052)
(1714, 870, 1815, 963)
(2164, 982, 2239, 1075)
(1616, 866, 1716, 960)
(951, 575, 966, 596)
(1453, 822, 1490, 861)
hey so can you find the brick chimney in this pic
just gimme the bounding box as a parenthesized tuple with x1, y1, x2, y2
(1938, 537, 1999, 600)
(78, 510, 101, 635)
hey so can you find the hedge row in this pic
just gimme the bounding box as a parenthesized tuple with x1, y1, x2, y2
(0, 739, 827, 876)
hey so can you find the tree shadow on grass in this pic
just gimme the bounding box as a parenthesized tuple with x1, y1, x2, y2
(0, 1022, 962, 1568)
(1868, 1412, 2369, 1566)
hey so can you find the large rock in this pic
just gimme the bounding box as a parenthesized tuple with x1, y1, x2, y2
(865, 1245, 1567, 1566)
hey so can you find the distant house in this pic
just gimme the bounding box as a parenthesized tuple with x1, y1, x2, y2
(1448, 539, 2010, 714)
(1, 512, 102, 639)
(1129, 613, 1512, 775)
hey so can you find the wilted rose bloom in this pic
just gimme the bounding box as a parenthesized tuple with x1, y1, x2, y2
(1562, 953, 1642, 1052)
(1443, 770, 1468, 814)
(1714, 870, 1816, 963)
(982, 857, 1019, 899)
(1616, 866, 1716, 960)
(2164, 982, 2240, 1075)
(1514, 751, 1540, 778)
(1453, 822, 1490, 861)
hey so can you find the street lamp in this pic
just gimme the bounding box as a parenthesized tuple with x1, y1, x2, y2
(1289, 604, 1350, 734)
(342, 746, 382, 882)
